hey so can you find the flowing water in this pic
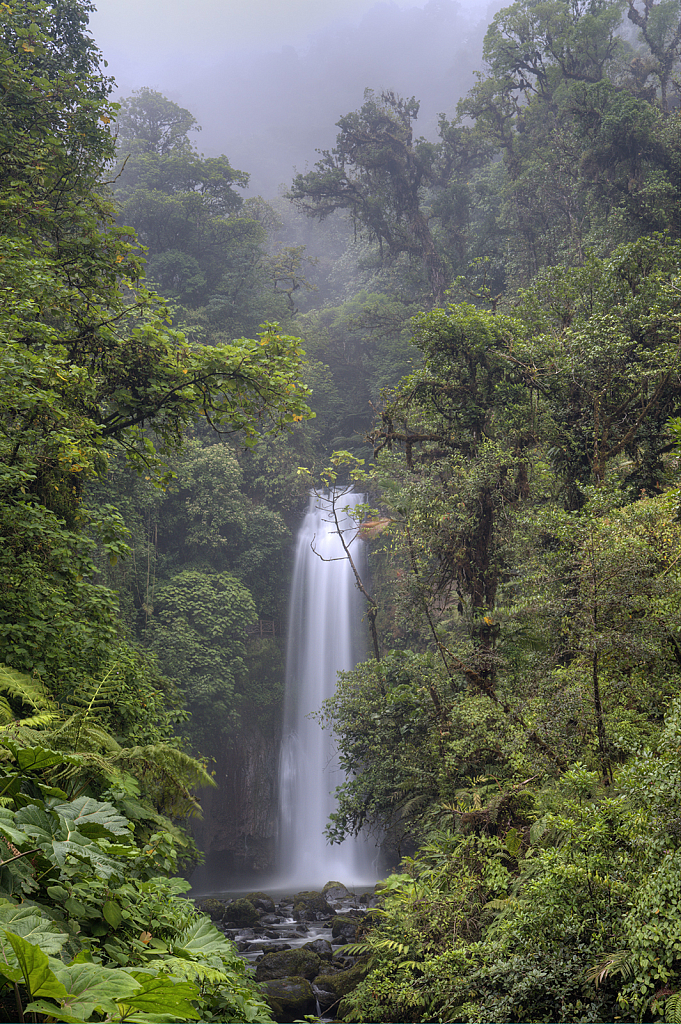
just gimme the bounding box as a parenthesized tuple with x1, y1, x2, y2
(276, 490, 376, 887)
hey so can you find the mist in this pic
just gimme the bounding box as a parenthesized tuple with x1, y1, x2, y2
(92, 0, 502, 197)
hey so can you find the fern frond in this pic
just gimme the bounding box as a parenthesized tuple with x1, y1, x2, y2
(0, 712, 58, 732)
(586, 949, 634, 988)
(666, 993, 681, 1024)
(0, 665, 53, 714)
(114, 744, 215, 817)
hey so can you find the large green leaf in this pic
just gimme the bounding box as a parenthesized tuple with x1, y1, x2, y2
(176, 915, 236, 957)
(121, 972, 200, 1020)
(54, 797, 131, 838)
(4, 931, 69, 1000)
(0, 904, 68, 980)
(49, 960, 141, 1018)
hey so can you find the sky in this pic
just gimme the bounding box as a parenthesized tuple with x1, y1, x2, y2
(90, 0, 433, 68)
(88, 0, 496, 197)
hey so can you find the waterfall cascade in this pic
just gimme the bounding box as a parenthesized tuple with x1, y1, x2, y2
(277, 491, 376, 887)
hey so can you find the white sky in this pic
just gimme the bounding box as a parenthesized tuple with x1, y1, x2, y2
(90, 0, 428, 58)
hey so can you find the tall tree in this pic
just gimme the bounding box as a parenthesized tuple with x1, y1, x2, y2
(289, 90, 485, 305)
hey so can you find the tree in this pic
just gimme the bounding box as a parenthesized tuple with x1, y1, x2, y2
(289, 90, 485, 305)
(0, 0, 312, 749)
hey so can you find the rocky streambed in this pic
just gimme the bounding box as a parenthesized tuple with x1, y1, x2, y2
(196, 881, 379, 1022)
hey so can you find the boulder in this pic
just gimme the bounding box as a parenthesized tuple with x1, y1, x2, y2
(254, 947, 322, 982)
(223, 898, 259, 928)
(331, 914, 362, 942)
(243, 890, 275, 913)
(292, 890, 334, 921)
(258, 977, 316, 1023)
(321, 880, 351, 902)
(303, 938, 333, 960)
(315, 961, 371, 1004)
(197, 898, 226, 922)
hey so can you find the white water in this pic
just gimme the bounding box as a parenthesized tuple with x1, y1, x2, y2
(276, 491, 376, 887)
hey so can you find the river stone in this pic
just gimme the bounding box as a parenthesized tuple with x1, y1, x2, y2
(243, 890, 275, 913)
(321, 880, 351, 902)
(259, 913, 280, 924)
(303, 938, 333, 960)
(253, 942, 291, 953)
(292, 890, 334, 921)
(254, 947, 322, 982)
(197, 898, 226, 922)
(331, 914, 362, 942)
(313, 982, 340, 1013)
(316, 961, 371, 1002)
(223, 898, 258, 928)
(258, 978, 316, 1023)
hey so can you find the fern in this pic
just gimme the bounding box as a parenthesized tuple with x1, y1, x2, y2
(666, 993, 681, 1024)
(586, 949, 634, 988)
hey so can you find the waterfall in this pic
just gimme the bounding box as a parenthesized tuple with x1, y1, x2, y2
(277, 490, 375, 887)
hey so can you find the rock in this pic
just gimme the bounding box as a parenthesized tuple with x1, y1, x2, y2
(292, 890, 334, 921)
(223, 898, 259, 928)
(252, 942, 291, 954)
(315, 961, 371, 1005)
(359, 890, 382, 908)
(197, 898, 226, 922)
(331, 914, 363, 942)
(259, 913, 280, 924)
(321, 880, 351, 902)
(254, 948, 322, 982)
(313, 982, 340, 1013)
(303, 938, 333, 960)
(258, 978, 316, 1023)
(243, 891, 275, 913)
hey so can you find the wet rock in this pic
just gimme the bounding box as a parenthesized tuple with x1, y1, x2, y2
(223, 898, 259, 928)
(295, 924, 309, 933)
(243, 890, 276, 914)
(359, 890, 382, 908)
(331, 914, 362, 942)
(278, 929, 301, 939)
(313, 982, 340, 1013)
(315, 961, 371, 1009)
(303, 938, 333, 960)
(235, 940, 250, 951)
(292, 890, 334, 921)
(321, 880, 351, 902)
(258, 978, 316, 1023)
(254, 948, 322, 982)
(197, 898, 226, 922)
(259, 913, 280, 925)
(253, 942, 291, 954)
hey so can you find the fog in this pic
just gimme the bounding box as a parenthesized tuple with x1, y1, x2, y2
(91, 0, 502, 197)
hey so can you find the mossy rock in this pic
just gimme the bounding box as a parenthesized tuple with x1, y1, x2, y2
(331, 913, 362, 941)
(243, 890, 275, 913)
(316, 960, 371, 1000)
(258, 977, 316, 1023)
(321, 880, 351, 901)
(292, 889, 333, 920)
(255, 947, 322, 982)
(197, 898, 226, 922)
(303, 937, 333, 960)
(223, 898, 258, 928)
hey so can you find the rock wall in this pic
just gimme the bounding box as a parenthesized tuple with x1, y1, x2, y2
(191, 721, 279, 888)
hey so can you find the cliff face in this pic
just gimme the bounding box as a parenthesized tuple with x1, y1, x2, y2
(191, 722, 279, 888)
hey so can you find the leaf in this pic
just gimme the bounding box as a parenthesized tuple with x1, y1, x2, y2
(54, 797, 131, 837)
(120, 972, 200, 1020)
(49, 960, 141, 1018)
(102, 899, 122, 929)
(4, 931, 68, 1000)
(175, 915, 235, 957)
